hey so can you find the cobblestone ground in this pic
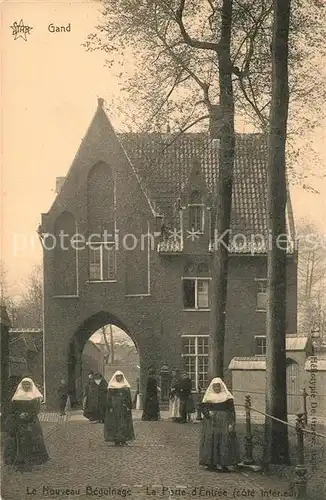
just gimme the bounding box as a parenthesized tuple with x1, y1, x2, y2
(1, 414, 298, 500)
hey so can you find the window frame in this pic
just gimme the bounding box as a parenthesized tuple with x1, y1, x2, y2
(254, 335, 267, 356)
(255, 278, 267, 312)
(181, 334, 209, 392)
(182, 277, 211, 311)
(188, 203, 205, 233)
(88, 242, 116, 282)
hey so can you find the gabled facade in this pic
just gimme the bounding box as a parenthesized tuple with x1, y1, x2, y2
(41, 99, 298, 409)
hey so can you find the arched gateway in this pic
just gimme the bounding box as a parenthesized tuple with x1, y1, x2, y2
(67, 312, 139, 405)
(41, 99, 297, 410)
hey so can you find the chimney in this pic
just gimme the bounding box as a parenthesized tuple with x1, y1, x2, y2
(209, 104, 223, 139)
(97, 97, 104, 108)
(56, 177, 65, 194)
(166, 123, 171, 134)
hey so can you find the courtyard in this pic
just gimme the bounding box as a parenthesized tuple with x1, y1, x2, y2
(3, 411, 323, 500)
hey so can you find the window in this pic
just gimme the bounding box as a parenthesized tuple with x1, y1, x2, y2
(183, 278, 210, 309)
(256, 279, 267, 311)
(189, 190, 204, 232)
(89, 243, 116, 281)
(182, 335, 209, 391)
(255, 336, 266, 356)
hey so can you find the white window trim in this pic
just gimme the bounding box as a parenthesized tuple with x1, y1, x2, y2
(87, 280, 117, 284)
(182, 277, 211, 310)
(255, 278, 267, 312)
(89, 242, 116, 282)
(188, 203, 205, 233)
(181, 335, 209, 391)
(254, 335, 267, 356)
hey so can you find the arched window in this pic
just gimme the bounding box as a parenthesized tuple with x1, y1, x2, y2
(188, 190, 204, 232)
(87, 162, 114, 235)
(87, 162, 116, 281)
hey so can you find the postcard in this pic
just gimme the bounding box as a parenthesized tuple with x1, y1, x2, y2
(1, 1, 325, 499)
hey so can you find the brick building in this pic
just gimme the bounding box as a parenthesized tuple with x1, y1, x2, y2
(41, 99, 297, 409)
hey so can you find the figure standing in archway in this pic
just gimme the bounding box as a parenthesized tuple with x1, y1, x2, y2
(104, 371, 135, 446)
(141, 367, 160, 421)
(83, 372, 107, 423)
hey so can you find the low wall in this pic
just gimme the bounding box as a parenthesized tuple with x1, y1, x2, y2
(230, 358, 326, 419)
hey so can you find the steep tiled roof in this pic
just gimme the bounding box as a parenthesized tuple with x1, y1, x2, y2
(118, 132, 269, 239)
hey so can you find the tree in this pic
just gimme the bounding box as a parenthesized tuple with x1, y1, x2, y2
(101, 324, 115, 364)
(297, 221, 326, 336)
(201, 0, 235, 378)
(85, 0, 326, 183)
(264, 0, 291, 465)
(14, 264, 43, 329)
(0, 260, 19, 327)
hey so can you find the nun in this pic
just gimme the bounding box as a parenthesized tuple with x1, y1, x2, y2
(3, 377, 49, 470)
(104, 371, 135, 446)
(199, 377, 239, 471)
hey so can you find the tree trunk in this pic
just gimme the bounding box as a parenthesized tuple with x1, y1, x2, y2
(209, 0, 235, 380)
(109, 324, 114, 364)
(102, 326, 110, 363)
(264, 0, 291, 465)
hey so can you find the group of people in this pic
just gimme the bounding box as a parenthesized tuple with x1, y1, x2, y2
(82, 370, 135, 446)
(141, 368, 194, 423)
(169, 369, 195, 423)
(3, 369, 239, 473)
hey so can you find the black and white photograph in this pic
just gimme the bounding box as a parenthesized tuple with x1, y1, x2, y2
(1, 0, 326, 498)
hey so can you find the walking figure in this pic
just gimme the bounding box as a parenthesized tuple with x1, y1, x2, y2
(104, 371, 135, 446)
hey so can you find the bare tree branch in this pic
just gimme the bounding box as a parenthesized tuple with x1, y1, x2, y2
(175, 0, 220, 52)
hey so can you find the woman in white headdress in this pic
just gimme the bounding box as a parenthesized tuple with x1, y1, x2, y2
(199, 378, 239, 471)
(104, 371, 135, 446)
(3, 377, 49, 470)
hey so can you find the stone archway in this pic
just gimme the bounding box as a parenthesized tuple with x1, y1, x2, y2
(67, 311, 139, 406)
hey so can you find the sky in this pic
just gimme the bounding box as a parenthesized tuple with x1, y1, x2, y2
(1, 0, 326, 298)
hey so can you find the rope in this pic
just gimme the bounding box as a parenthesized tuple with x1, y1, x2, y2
(233, 389, 326, 397)
(235, 403, 326, 439)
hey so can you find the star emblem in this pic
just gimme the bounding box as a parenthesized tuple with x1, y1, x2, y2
(10, 20, 33, 41)
(168, 228, 182, 242)
(186, 229, 201, 242)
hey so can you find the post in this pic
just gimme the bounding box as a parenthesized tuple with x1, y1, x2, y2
(238, 395, 262, 471)
(244, 395, 254, 464)
(302, 389, 308, 427)
(196, 387, 202, 421)
(295, 413, 307, 499)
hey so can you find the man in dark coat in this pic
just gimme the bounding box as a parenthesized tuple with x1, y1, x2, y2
(141, 368, 160, 421)
(179, 372, 193, 423)
(57, 379, 69, 416)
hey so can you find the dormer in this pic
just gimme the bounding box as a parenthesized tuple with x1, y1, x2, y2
(188, 190, 204, 233)
(181, 158, 209, 234)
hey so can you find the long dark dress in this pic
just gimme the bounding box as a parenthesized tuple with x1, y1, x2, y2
(179, 377, 193, 423)
(83, 378, 108, 422)
(104, 388, 135, 444)
(3, 399, 49, 469)
(141, 376, 160, 421)
(199, 399, 239, 468)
